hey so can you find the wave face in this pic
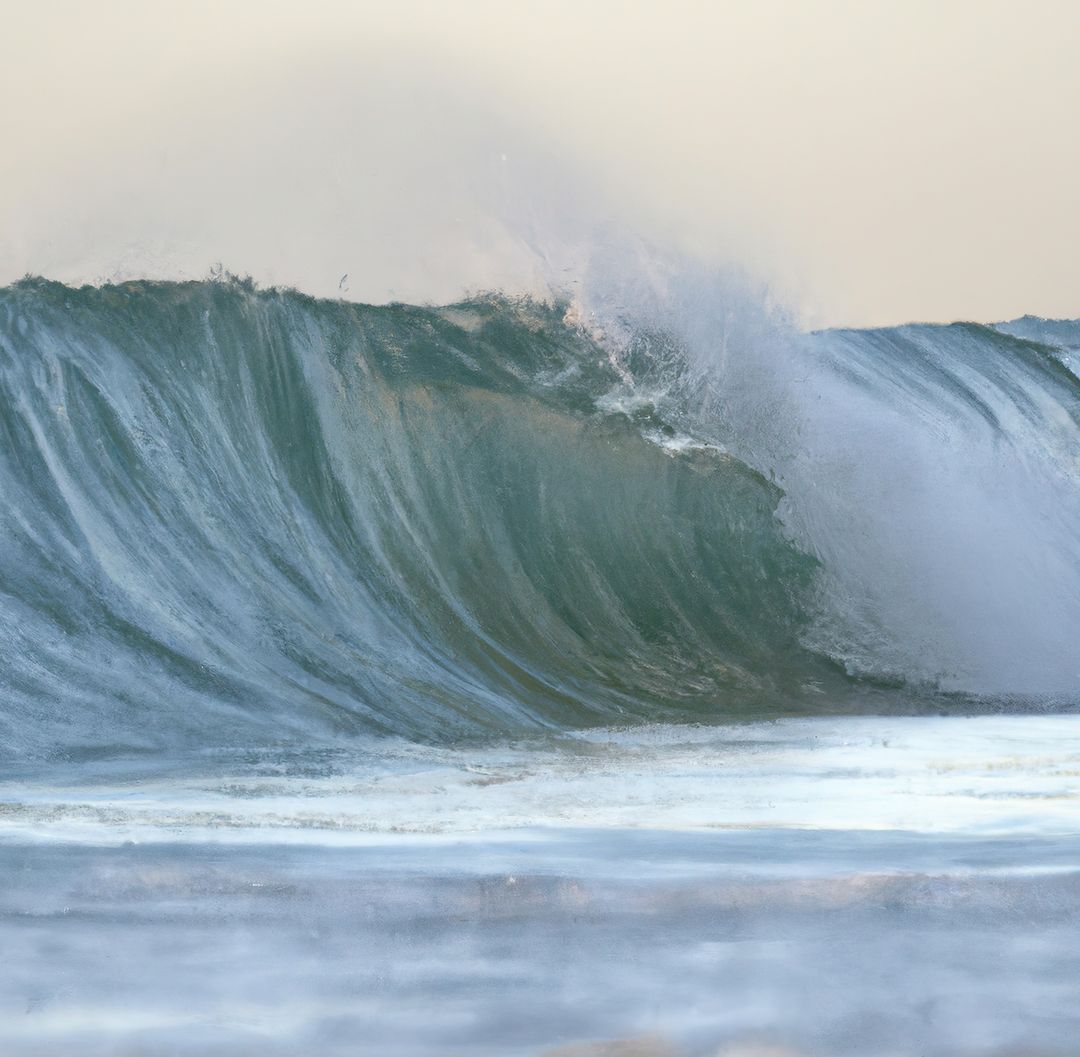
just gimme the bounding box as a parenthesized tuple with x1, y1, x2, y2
(0, 279, 1078, 758)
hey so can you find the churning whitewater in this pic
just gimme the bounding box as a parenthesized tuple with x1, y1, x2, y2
(1, 278, 1079, 761)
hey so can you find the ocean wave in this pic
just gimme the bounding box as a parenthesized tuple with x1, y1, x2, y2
(0, 278, 1077, 759)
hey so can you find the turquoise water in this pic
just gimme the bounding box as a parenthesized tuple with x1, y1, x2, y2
(2, 279, 1079, 762)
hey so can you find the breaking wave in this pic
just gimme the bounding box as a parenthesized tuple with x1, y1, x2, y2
(1, 278, 1077, 759)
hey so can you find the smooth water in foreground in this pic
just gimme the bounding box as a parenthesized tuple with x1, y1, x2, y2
(3, 715, 1078, 1056)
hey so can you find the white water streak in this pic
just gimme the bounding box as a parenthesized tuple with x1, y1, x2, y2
(3, 716, 1078, 847)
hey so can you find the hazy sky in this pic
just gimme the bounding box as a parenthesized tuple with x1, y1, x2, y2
(2, 0, 1078, 326)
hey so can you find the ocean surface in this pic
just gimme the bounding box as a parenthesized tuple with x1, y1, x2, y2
(1, 279, 1078, 1055)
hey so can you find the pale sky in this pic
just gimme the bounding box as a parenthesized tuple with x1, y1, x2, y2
(2, 0, 1078, 326)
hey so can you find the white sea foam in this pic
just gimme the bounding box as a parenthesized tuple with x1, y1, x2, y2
(2, 715, 1077, 848)
(641, 429, 727, 455)
(3, 714, 1078, 1056)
